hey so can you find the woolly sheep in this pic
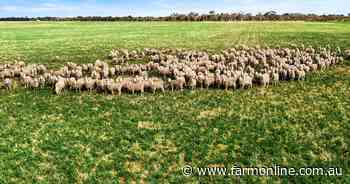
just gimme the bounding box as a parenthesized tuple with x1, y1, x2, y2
(74, 78, 85, 92)
(318, 61, 326, 71)
(188, 76, 197, 90)
(13, 67, 21, 77)
(295, 69, 306, 81)
(196, 73, 206, 89)
(255, 72, 270, 88)
(158, 66, 171, 78)
(55, 78, 66, 95)
(48, 75, 59, 87)
(37, 64, 47, 75)
(149, 78, 165, 93)
(22, 76, 32, 88)
(67, 78, 77, 90)
(3, 78, 13, 90)
(222, 75, 236, 90)
(96, 79, 108, 92)
(30, 78, 40, 89)
(109, 67, 116, 78)
(0, 69, 12, 79)
(0, 46, 343, 95)
(72, 69, 83, 79)
(203, 72, 215, 89)
(271, 72, 279, 86)
(239, 73, 253, 89)
(345, 50, 350, 59)
(38, 76, 46, 88)
(84, 77, 96, 92)
(310, 64, 318, 72)
(214, 73, 223, 88)
(126, 78, 145, 94)
(169, 76, 186, 91)
(114, 80, 125, 95)
(288, 68, 296, 80)
(143, 78, 153, 91)
(106, 79, 117, 95)
(91, 70, 101, 79)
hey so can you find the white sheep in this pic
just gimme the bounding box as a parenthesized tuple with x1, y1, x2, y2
(318, 61, 326, 71)
(29, 78, 40, 89)
(72, 69, 83, 79)
(295, 69, 306, 81)
(169, 76, 186, 91)
(0, 47, 342, 95)
(239, 73, 253, 89)
(288, 68, 296, 80)
(91, 70, 101, 79)
(222, 75, 236, 90)
(3, 78, 13, 90)
(45, 73, 58, 88)
(203, 73, 215, 89)
(114, 80, 125, 95)
(0, 69, 12, 79)
(67, 78, 77, 90)
(214, 73, 223, 88)
(345, 49, 350, 59)
(188, 76, 197, 90)
(22, 75, 32, 88)
(75, 78, 85, 92)
(38, 76, 46, 88)
(96, 79, 108, 93)
(271, 72, 279, 86)
(255, 72, 270, 88)
(55, 78, 66, 95)
(84, 77, 96, 93)
(196, 73, 206, 89)
(158, 66, 171, 78)
(149, 78, 165, 93)
(109, 67, 116, 78)
(101, 68, 109, 79)
(126, 78, 145, 94)
(106, 79, 117, 95)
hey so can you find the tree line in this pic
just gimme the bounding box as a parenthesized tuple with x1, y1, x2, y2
(1, 11, 349, 21)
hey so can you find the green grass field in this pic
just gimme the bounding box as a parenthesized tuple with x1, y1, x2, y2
(0, 21, 349, 183)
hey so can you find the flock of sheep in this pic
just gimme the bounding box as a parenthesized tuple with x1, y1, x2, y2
(0, 46, 348, 95)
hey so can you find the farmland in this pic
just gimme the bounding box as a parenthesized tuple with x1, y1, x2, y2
(0, 21, 349, 183)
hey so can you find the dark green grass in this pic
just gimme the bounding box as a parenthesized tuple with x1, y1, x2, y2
(0, 21, 350, 183)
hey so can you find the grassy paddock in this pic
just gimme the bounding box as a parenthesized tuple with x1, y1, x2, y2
(0, 21, 349, 66)
(0, 21, 349, 183)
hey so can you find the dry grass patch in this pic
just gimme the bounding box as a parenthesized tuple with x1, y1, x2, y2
(137, 121, 160, 130)
(125, 161, 144, 173)
(197, 107, 226, 120)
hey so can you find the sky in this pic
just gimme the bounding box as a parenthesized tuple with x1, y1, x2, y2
(0, 0, 348, 17)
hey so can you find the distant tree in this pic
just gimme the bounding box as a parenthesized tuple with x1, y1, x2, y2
(188, 12, 198, 16)
(264, 11, 277, 16)
(1, 10, 350, 22)
(188, 12, 199, 21)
